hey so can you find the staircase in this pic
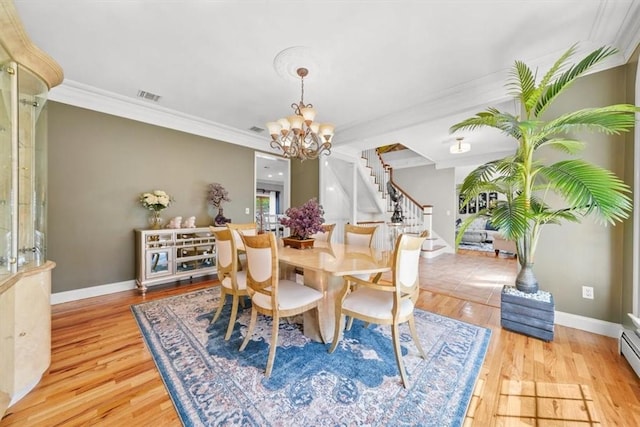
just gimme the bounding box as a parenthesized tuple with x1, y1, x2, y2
(360, 149, 450, 258)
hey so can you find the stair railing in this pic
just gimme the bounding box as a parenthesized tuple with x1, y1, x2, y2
(362, 148, 388, 195)
(360, 148, 433, 247)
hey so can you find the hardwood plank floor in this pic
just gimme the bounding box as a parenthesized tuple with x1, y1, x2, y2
(2, 252, 639, 426)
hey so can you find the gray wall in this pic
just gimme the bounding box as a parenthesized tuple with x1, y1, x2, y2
(48, 102, 257, 292)
(534, 65, 632, 323)
(291, 158, 319, 207)
(392, 165, 456, 246)
(622, 49, 638, 328)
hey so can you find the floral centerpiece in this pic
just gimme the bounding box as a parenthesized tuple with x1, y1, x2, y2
(207, 183, 231, 226)
(280, 198, 325, 243)
(140, 190, 173, 229)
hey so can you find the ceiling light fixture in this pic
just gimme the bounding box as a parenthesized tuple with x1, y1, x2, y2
(450, 137, 470, 154)
(266, 67, 334, 161)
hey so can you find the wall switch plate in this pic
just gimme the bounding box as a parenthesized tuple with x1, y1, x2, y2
(582, 286, 594, 299)
(245, 208, 250, 214)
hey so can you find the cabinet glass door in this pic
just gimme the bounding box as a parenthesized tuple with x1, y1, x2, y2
(146, 248, 173, 278)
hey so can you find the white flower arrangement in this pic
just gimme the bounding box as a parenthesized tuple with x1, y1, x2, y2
(140, 190, 173, 211)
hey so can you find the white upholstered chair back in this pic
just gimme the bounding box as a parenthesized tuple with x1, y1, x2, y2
(344, 224, 377, 247)
(227, 222, 258, 251)
(311, 223, 335, 243)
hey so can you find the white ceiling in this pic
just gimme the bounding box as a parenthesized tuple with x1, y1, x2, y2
(13, 0, 640, 170)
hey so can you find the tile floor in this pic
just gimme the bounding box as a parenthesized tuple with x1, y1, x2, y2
(419, 250, 518, 307)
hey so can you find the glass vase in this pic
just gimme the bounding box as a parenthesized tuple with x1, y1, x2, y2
(148, 210, 163, 229)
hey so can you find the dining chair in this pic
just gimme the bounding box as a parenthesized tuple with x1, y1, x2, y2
(239, 232, 323, 378)
(329, 232, 428, 388)
(226, 222, 258, 251)
(226, 222, 258, 268)
(311, 223, 335, 243)
(344, 224, 377, 247)
(210, 228, 248, 340)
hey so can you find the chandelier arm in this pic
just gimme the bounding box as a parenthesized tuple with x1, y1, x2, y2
(267, 66, 333, 161)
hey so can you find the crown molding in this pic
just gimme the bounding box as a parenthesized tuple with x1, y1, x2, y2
(435, 149, 516, 170)
(616, 1, 640, 61)
(49, 79, 269, 151)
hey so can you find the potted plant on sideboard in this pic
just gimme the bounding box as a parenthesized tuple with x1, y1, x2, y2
(451, 44, 637, 340)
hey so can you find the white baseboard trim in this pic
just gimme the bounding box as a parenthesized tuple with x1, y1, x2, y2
(555, 310, 623, 338)
(51, 280, 137, 305)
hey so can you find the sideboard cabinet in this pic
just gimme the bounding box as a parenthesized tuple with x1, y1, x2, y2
(135, 227, 221, 293)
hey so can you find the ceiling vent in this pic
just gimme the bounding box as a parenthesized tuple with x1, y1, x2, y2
(249, 126, 265, 133)
(136, 90, 161, 102)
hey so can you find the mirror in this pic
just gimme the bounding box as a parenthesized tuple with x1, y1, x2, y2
(254, 153, 290, 234)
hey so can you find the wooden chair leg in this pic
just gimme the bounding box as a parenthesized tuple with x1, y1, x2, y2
(211, 289, 227, 324)
(392, 323, 409, 388)
(346, 316, 354, 330)
(408, 316, 426, 359)
(265, 315, 279, 378)
(224, 294, 240, 340)
(329, 312, 344, 353)
(239, 308, 257, 351)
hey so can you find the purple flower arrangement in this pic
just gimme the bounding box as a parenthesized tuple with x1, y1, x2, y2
(207, 183, 231, 208)
(280, 198, 325, 240)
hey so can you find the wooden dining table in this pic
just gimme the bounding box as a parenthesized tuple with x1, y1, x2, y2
(277, 240, 392, 343)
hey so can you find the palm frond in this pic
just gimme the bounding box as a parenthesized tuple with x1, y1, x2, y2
(534, 46, 618, 117)
(529, 198, 579, 225)
(535, 138, 585, 154)
(525, 45, 577, 115)
(539, 105, 639, 138)
(458, 161, 502, 204)
(507, 61, 536, 107)
(539, 160, 631, 223)
(450, 109, 520, 137)
(489, 197, 529, 241)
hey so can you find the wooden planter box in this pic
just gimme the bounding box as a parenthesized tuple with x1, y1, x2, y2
(501, 286, 555, 341)
(282, 237, 315, 250)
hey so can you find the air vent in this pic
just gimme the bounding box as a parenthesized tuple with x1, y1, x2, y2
(136, 90, 161, 102)
(249, 126, 265, 133)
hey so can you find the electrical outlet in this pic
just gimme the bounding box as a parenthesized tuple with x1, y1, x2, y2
(582, 286, 594, 299)
(245, 208, 250, 215)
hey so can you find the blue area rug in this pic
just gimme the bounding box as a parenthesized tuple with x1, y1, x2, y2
(131, 287, 491, 426)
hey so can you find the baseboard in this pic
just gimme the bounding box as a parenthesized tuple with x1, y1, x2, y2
(555, 310, 623, 338)
(51, 280, 136, 305)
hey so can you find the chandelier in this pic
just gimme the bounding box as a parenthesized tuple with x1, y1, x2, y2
(266, 68, 334, 161)
(450, 137, 470, 154)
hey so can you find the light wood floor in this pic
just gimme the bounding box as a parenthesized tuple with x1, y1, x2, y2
(2, 251, 639, 426)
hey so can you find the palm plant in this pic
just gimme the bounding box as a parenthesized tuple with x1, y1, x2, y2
(451, 45, 637, 293)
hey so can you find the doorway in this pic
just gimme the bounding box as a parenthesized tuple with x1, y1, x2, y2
(254, 153, 290, 233)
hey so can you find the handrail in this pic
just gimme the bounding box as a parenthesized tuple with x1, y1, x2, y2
(388, 168, 431, 210)
(360, 148, 434, 248)
(362, 149, 388, 195)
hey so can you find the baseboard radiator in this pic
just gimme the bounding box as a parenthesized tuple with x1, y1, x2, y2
(620, 329, 640, 378)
